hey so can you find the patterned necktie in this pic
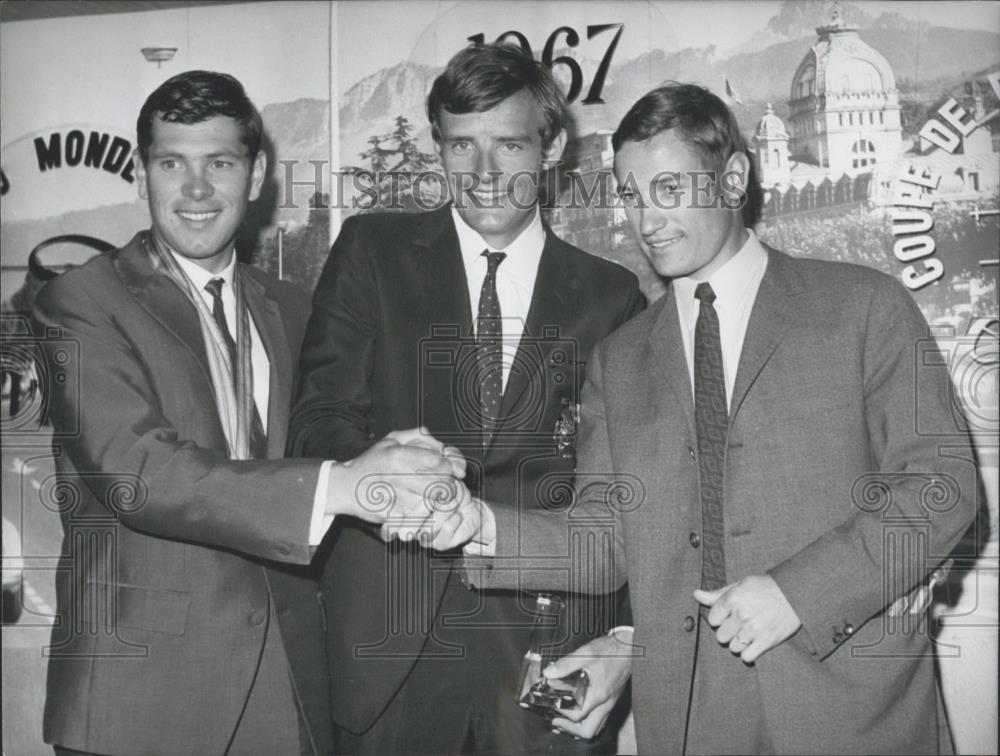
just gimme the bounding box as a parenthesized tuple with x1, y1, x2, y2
(694, 282, 728, 591)
(205, 278, 268, 459)
(477, 250, 507, 445)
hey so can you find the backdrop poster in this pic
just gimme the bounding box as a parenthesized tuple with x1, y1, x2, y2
(1, 1, 998, 754)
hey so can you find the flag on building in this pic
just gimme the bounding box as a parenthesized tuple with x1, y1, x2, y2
(723, 75, 743, 104)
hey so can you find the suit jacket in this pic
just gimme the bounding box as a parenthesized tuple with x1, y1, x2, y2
(477, 248, 978, 754)
(34, 233, 333, 755)
(288, 207, 645, 733)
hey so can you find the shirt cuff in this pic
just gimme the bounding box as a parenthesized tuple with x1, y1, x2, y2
(608, 625, 635, 642)
(308, 460, 336, 546)
(462, 500, 496, 557)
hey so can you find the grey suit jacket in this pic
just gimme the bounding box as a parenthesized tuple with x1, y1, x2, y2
(476, 248, 978, 754)
(34, 234, 333, 755)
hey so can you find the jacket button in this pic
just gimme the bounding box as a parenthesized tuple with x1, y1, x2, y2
(689, 532, 701, 548)
(684, 615, 696, 632)
(844, 623, 855, 635)
(833, 631, 844, 644)
(248, 610, 266, 626)
(688, 447, 696, 461)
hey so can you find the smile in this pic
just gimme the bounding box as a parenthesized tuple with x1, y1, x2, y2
(177, 210, 221, 222)
(647, 235, 684, 250)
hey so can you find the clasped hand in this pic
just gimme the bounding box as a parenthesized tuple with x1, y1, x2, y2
(329, 427, 482, 550)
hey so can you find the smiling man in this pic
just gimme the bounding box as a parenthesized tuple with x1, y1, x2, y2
(33, 70, 469, 756)
(464, 83, 979, 755)
(288, 43, 644, 754)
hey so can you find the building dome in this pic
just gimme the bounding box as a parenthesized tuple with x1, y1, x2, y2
(756, 104, 788, 140)
(784, 4, 903, 173)
(790, 10, 897, 104)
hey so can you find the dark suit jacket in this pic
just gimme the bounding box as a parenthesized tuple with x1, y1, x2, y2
(477, 248, 978, 754)
(288, 207, 645, 733)
(34, 233, 333, 755)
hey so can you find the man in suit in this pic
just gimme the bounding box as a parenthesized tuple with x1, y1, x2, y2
(465, 83, 979, 754)
(33, 70, 471, 756)
(288, 43, 644, 754)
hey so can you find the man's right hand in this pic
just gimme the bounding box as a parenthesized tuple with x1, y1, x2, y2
(324, 427, 462, 524)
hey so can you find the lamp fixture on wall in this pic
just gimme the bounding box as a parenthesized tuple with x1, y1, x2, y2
(141, 47, 177, 68)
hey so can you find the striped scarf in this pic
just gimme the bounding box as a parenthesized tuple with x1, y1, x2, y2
(142, 231, 256, 460)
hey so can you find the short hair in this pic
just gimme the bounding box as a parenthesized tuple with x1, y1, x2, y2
(136, 70, 263, 164)
(427, 42, 568, 149)
(612, 83, 763, 227)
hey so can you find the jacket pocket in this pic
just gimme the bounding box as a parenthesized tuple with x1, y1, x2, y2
(114, 584, 191, 636)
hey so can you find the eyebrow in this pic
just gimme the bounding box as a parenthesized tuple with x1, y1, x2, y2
(149, 148, 245, 159)
(445, 134, 534, 143)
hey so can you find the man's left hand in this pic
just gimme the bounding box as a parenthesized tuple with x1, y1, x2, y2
(693, 575, 801, 664)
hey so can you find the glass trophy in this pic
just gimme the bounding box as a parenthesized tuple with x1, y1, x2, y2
(517, 593, 589, 716)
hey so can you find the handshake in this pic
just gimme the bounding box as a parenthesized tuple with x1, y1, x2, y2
(325, 428, 487, 551)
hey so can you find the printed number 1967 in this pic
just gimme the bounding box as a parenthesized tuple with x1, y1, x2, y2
(468, 24, 624, 106)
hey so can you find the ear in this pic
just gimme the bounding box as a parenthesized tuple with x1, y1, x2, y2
(248, 151, 267, 202)
(723, 151, 749, 187)
(721, 151, 750, 206)
(542, 129, 567, 169)
(133, 149, 148, 200)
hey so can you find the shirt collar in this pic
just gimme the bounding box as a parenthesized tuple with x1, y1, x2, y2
(452, 205, 546, 285)
(171, 249, 237, 293)
(673, 229, 767, 315)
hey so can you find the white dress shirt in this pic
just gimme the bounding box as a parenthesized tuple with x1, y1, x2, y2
(470, 232, 771, 565)
(452, 206, 546, 391)
(171, 250, 332, 545)
(672, 230, 769, 405)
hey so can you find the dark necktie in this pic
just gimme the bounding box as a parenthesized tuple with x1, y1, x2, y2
(477, 250, 507, 444)
(694, 282, 728, 591)
(205, 278, 268, 459)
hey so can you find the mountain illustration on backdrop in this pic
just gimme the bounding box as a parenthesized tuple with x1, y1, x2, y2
(337, 0, 999, 162)
(4, 0, 997, 299)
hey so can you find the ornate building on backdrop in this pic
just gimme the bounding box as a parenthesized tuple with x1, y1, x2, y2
(546, 5, 997, 258)
(755, 6, 997, 219)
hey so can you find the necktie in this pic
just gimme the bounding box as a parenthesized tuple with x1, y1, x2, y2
(477, 250, 507, 444)
(694, 282, 728, 591)
(205, 278, 268, 459)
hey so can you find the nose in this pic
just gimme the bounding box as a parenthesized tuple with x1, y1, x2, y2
(638, 203, 667, 240)
(182, 166, 214, 200)
(475, 148, 498, 183)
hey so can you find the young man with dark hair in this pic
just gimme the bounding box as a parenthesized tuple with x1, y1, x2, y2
(289, 43, 644, 754)
(34, 70, 469, 756)
(466, 82, 977, 754)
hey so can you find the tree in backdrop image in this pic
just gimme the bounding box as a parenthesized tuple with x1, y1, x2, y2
(345, 116, 442, 214)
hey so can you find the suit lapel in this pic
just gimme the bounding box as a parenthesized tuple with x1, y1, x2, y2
(729, 248, 800, 423)
(242, 270, 293, 457)
(648, 287, 697, 441)
(409, 207, 473, 333)
(407, 208, 479, 453)
(115, 235, 214, 388)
